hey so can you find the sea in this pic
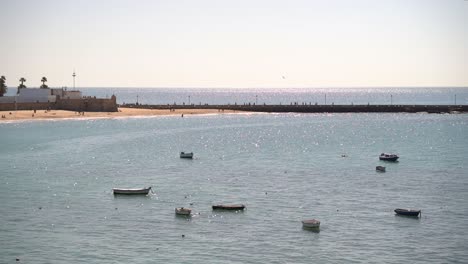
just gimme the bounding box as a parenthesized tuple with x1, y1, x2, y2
(1, 87, 468, 263)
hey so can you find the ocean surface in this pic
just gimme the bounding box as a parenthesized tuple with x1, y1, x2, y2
(1, 89, 468, 263)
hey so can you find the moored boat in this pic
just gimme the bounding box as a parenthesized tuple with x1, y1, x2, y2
(212, 204, 245, 210)
(113, 187, 152, 195)
(175, 207, 192, 216)
(376, 166, 386, 172)
(302, 219, 321, 228)
(379, 153, 399, 161)
(180, 152, 194, 159)
(394, 208, 421, 217)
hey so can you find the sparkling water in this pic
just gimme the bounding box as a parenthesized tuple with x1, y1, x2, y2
(1, 111, 467, 263)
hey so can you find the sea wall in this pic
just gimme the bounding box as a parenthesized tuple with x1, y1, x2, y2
(121, 104, 468, 113)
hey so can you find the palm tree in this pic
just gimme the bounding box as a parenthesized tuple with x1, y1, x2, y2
(40, 77, 48, 88)
(19, 77, 26, 87)
(17, 77, 26, 94)
(0, 76, 7, 96)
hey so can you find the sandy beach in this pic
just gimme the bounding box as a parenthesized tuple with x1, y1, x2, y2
(0, 107, 241, 121)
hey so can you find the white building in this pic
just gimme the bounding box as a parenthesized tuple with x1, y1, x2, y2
(51, 88, 82, 99)
(0, 87, 82, 103)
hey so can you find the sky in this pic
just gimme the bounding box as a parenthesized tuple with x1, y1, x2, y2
(2, 0, 467, 88)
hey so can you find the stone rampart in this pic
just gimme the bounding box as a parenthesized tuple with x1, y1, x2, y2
(0, 96, 117, 112)
(0, 102, 51, 111)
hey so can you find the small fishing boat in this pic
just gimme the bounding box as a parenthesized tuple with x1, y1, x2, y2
(302, 219, 321, 228)
(394, 208, 421, 217)
(113, 187, 151, 195)
(379, 153, 399, 161)
(180, 152, 194, 159)
(376, 166, 386, 172)
(212, 204, 245, 210)
(175, 207, 192, 216)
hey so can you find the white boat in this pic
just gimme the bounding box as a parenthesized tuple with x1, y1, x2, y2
(113, 187, 151, 195)
(180, 152, 194, 159)
(175, 207, 192, 216)
(376, 166, 386, 172)
(302, 219, 320, 228)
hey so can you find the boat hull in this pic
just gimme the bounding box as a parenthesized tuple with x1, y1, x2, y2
(212, 204, 245, 210)
(379, 153, 399, 161)
(376, 166, 386, 172)
(394, 208, 421, 217)
(175, 207, 192, 215)
(113, 187, 151, 195)
(180, 152, 193, 159)
(302, 219, 321, 228)
(379, 156, 399, 161)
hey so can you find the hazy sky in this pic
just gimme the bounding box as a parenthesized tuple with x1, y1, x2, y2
(2, 0, 467, 88)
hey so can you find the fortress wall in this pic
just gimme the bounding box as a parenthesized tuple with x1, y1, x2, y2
(0, 102, 51, 111)
(0, 97, 117, 112)
(56, 98, 118, 112)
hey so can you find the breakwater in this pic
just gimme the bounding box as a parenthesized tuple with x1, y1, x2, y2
(120, 104, 467, 113)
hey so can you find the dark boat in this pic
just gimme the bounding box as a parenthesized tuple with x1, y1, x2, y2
(212, 204, 245, 210)
(113, 187, 152, 195)
(180, 152, 194, 159)
(376, 166, 386, 172)
(394, 208, 421, 217)
(379, 153, 399, 161)
(302, 219, 320, 229)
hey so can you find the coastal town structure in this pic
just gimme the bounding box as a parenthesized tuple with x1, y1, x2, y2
(0, 86, 117, 112)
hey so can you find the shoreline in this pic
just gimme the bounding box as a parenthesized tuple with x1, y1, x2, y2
(0, 108, 243, 122)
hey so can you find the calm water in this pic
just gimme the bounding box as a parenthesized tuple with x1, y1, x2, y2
(1, 111, 467, 263)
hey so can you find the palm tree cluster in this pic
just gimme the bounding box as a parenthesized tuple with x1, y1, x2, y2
(1, 76, 51, 95)
(0, 76, 7, 96)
